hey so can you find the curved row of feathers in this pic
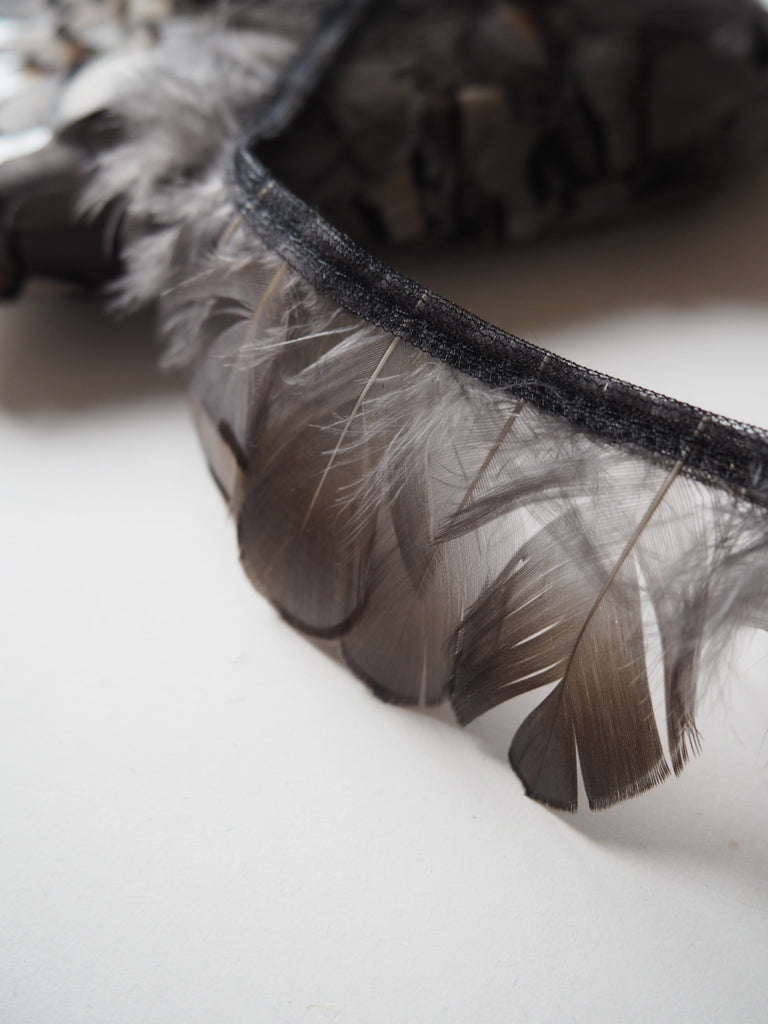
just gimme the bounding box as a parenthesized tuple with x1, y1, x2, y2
(171, 232, 768, 811)
(4, 0, 768, 809)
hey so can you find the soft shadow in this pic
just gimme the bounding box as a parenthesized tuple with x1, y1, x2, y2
(284, 619, 766, 879)
(0, 281, 180, 412)
(456, 695, 767, 885)
(561, 775, 768, 898)
(388, 165, 768, 342)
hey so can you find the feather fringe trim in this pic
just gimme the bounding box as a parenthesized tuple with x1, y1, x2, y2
(159, 208, 768, 810)
(9, 0, 768, 810)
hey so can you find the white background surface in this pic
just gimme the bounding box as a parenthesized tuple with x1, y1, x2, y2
(2, 165, 768, 1024)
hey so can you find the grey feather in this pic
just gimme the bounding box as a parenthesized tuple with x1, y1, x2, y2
(158, 217, 768, 809)
(3, 0, 768, 809)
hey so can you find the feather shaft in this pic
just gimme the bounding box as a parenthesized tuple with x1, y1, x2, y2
(216, 213, 244, 252)
(511, 416, 711, 808)
(414, 398, 527, 599)
(301, 334, 400, 529)
(246, 262, 288, 338)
